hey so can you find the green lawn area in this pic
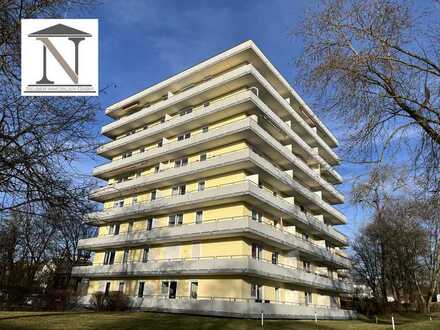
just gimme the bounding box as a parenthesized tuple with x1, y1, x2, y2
(0, 311, 439, 330)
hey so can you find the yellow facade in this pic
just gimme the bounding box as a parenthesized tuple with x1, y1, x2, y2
(75, 41, 349, 316)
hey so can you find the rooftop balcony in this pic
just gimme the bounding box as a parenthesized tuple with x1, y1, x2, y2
(72, 255, 352, 293)
(98, 89, 341, 184)
(87, 180, 347, 245)
(101, 64, 339, 167)
(79, 216, 350, 268)
(93, 117, 343, 205)
(91, 148, 344, 223)
(105, 41, 338, 149)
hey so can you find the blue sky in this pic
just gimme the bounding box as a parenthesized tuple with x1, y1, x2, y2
(70, 0, 368, 240)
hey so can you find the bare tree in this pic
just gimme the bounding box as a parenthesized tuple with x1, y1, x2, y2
(295, 0, 440, 189)
(0, 1, 100, 217)
(0, 0, 100, 305)
(413, 194, 440, 313)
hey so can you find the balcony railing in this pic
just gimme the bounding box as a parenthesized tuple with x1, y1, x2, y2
(73, 255, 352, 292)
(134, 294, 346, 310)
(94, 117, 344, 203)
(80, 215, 350, 268)
(90, 179, 347, 244)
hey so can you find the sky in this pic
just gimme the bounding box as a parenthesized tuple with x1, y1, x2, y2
(69, 0, 367, 240)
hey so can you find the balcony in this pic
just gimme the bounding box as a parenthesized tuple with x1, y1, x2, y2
(72, 255, 352, 292)
(91, 148, 344, 223)
(87, 180, 347, 245)
(79, 216, 350, 268)
(98, 89, 341, 185)
(102, 64, 339, 167)
(93, 117, 343, 205)
(105, 41, 338, 149)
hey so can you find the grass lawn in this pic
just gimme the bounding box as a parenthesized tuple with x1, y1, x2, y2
(0, 311, 439, 330)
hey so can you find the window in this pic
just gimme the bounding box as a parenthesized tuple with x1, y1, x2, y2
(104, 250, 115, 265)
(104, 282, 111, 296)
(169, 281, 177, 299)
(140, 147, 145, 153)
(136, 171, 142, 178)
(157, 139, 163, 147)
(146, 217, 154, 231)
(128, 222, 133, 233)
(179, 107, 193, 116)
(109, 224, 120, 235)
(142, 247, 149, 263)
(251, 210, 262, 222)
(160, 116, 165, 123)
(251, 243, 262, 260)
(174, 157, 188, 168)
(177, 132, 191, 141)
(195, 211, 203, 224)
(150, 190, 157, 201)
(325, 241, 331, 251)
(161, 280, 177, 299)
(272, 252, 278, 265)
(190, 281, 198, 299)
(302, 233, 309, 241)
(200, 153, 207, 161)
(251, 284, 262, 302)
(143, 124, 149, 130)
(161, 281, 169, 295)
(132, 195, 138, 205)
(303, 261, 311, 272)
(305, 291, 312, 305)
(275, 288, 280, 302)
(202, 126, 209, 133)
(123, 249, 129, 264)
(204, 101, 210, 107)
(154, 164, 160, 173)
(169, 214, 183, 226)
(197, 181, 205, 192)
(122, 151, 132, 159)
(114, 200, 124, 208)
(119, 282, 125, 293)
(138, 281, 145, 298)
(172, 185, 186, 196)
(117, 176, 127, 184)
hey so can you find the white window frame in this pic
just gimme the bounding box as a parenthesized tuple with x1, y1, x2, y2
(189, 280, 198, 299)
(195, 210, 203, 224)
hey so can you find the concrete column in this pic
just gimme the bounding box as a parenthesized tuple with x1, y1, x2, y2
(284, 196, 295, 205)
(314, 214, 324, 223)
(313, 190, 322, 199)
(311, 164, 321, 175)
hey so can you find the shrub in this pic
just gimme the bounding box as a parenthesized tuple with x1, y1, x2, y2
(90, 291, 106, 311)
(90, 291, 130, 311)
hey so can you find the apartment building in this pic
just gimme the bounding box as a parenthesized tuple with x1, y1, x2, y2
(72, 40, 354, 319)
